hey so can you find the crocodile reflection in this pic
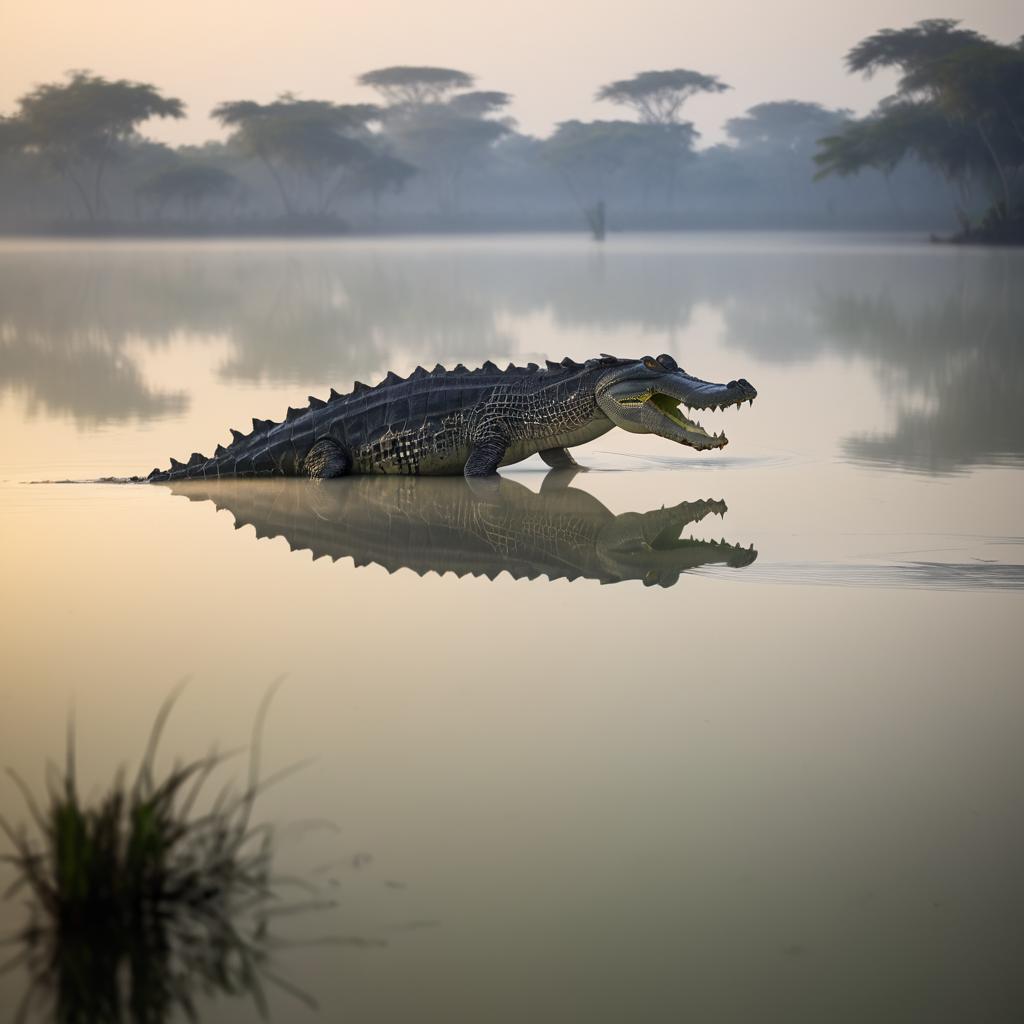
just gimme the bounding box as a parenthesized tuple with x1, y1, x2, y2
(167, 474, 757, 587)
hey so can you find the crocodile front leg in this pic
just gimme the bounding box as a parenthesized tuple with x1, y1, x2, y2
(465, 437, 507, 477)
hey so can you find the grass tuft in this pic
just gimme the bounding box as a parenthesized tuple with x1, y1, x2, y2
(0, 679, 317, 1022)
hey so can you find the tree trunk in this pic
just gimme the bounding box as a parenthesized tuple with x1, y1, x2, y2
(64, 166, 96, 222)
(92, 130, 115, 220)
(261, 155, 294, 217)
(975, 121, 1011, 213)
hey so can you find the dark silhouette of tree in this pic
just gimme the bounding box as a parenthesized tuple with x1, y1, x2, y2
(4, 72, 184, 221)
(596, 69, 729, 125)
(386, 104, 508, 212)
(816, 20, 1024, 232)
(448, 91, 512, 117)
(594, 69, 723, 207)
(726, 102, 852, 210)
(138, 165, 239, 220)
(346, 152, 417, 220)
(357, 67, 474, 106)
(727, 101, 851, 152)
(212, 96, 379, 216)
(845, 19, 985, 89)
(544, 120, 696, 233)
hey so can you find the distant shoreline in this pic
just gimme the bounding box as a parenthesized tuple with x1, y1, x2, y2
(0, 219, 969, 242)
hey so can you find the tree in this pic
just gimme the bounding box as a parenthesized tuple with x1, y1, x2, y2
(726, 102, 853, 210)
(595, 69, 729, 125)
(137, 165, 239, 220)
(385, 104, 508, 212)
(816, 20, 1024, 226)
(212, 96, 379, 216)
(594, 69, 724, 206)
(357, 67, 474, 106)
(543, 120, 696, 233)
(448, 91, 513, 118)
(368, 75, 512, 214)
(346, 152, 418, 220)
(726, 101, 851, 153)
(5, 72, 184, 221)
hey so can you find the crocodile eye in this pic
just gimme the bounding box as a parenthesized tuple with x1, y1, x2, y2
(642, 356, 659, 371)
(656, 354, 677, 371)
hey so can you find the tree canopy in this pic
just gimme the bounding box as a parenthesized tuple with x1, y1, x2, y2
(356, 66, 474, 105)
(212, 96, 381, 215)
(543, 118, 698, 220)
(596, 69, 729, 125)
(726, 101, 850, 151)
(448, 91, 513, 117)
(385, 103, 508, 211)
(816, 20, 1024, 222)
(138, 164, 238, 217)
(5, 72, 184, 219)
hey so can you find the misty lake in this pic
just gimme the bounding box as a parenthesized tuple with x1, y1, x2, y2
(1, 233, 1023, 1022)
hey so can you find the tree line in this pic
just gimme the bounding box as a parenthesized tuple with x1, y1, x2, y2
(0, 19, 1019, 239)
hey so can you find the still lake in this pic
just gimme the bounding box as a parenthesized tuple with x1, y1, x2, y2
(1, 233, 1023, 1022)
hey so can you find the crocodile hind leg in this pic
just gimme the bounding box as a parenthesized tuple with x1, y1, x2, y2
(539, 446, 583, 470)
(464, 437, 508, 478)
(304, 438, 350, 479)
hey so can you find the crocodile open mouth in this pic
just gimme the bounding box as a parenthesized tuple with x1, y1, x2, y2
(649, 392, 727, 446)
(649, 515, 756, 562)
(651, 391, 716, 436)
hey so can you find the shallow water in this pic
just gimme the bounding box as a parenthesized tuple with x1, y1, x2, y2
(1, 234, 1023, 1022)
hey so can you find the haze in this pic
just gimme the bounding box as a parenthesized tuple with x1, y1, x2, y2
(3, 0, 1020, 147)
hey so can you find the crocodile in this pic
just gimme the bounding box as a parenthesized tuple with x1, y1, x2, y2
(166, 474, 757, 587)
(146, 354, 756, 482)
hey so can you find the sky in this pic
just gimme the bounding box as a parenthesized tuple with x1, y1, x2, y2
(2, 0, 1020, 147)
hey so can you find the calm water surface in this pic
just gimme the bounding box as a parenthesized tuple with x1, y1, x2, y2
(1, 234, 1023, 1022)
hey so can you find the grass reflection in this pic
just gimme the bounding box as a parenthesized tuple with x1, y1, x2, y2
(1, 682, 318, 1023)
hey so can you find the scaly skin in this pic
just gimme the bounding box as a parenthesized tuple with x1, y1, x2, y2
(146, 354, 757, 482)
(166, 474, 758, 587)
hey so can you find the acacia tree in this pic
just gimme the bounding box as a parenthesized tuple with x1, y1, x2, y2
(726, 101, 851, 152)
(4, 72, 184, 221)
(212, 97, 381, 216)
(137, 165, 239, 220)
(595, 68, 726, 205)
(726, 101, 852, 207)
(543, 120, 696, 234)
(816, 20, 1024, 224)
(448, 91, 513, 118)
(596, 69, 729, 125)
(356, 67, 474, 106)
(362, 72, 510, 213)
(385, 104, 508, 212)
(345, 152, 418, 221)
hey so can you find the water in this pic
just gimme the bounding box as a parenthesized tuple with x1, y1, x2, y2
(1, 234, 1022, 1022)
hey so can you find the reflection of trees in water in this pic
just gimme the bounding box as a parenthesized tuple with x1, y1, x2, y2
(708, 248, 1024, 472)
(0, 339, 186, 424)
(810, 254, 1022, 473)
(2, 244, 1021, 471)
(167, 474, 756, 588)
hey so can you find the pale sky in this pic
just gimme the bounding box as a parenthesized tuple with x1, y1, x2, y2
(2, 0, 1019, 147)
